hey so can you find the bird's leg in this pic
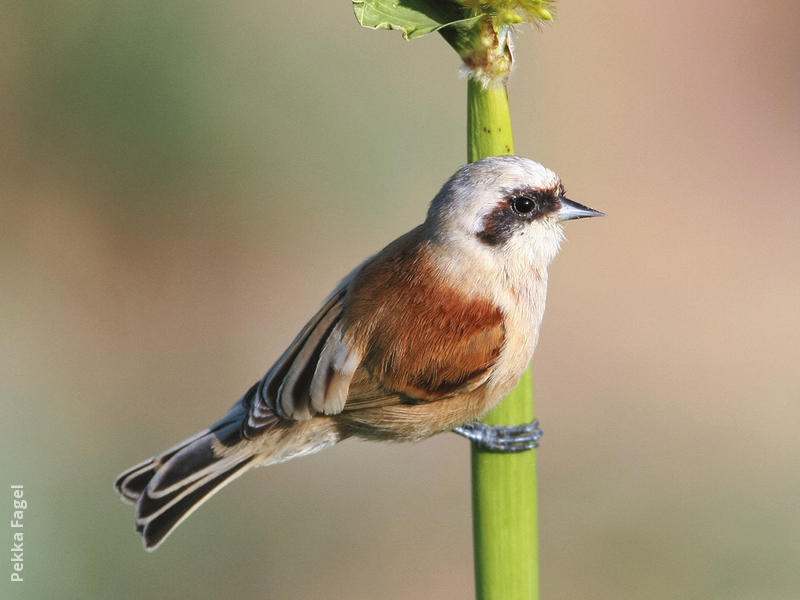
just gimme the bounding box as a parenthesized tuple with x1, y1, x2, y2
(453, 420, 542, 452)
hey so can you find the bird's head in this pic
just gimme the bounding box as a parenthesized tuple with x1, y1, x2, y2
(427, 155, 604, 268)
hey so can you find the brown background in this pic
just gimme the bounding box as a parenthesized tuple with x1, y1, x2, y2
(2, 1, 799, 598)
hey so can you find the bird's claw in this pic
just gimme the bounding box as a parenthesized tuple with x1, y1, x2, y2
(453, 420, 542, 452)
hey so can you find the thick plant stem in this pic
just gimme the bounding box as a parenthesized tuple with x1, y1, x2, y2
(468, 76, 540, 600)
(467, 79, 515, 162)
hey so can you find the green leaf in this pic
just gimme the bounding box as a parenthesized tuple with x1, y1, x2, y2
(353, 0, 482, 40)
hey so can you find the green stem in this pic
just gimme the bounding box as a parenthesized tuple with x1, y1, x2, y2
(467, 78, 515, 161)
(468, 77, 540, 600)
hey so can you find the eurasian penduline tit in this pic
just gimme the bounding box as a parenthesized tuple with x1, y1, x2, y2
(115, 155, 604, 550)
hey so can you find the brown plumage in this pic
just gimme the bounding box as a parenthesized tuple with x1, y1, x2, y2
(114, 156, 603, 550)
(344, 229, 505, 402)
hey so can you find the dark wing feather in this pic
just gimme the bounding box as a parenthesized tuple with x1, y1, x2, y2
(244, 285, 347, 437)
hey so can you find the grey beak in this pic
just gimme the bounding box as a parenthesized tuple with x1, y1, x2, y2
(557, 197, 606, 221)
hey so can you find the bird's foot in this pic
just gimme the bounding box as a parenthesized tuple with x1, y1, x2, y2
(453, 420, 542, 452)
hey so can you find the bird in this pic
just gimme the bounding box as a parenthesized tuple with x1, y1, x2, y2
(114, 155, 603, 550)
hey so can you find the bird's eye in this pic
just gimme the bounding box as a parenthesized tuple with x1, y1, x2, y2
(511, 196, 536, 215)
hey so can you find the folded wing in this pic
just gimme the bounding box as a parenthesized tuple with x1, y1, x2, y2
(245, 228, 505, 437)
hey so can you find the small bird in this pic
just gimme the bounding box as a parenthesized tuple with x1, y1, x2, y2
(114, 155, 603, 550)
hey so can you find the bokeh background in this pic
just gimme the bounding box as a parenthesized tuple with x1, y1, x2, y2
(2, 1, 799, 598)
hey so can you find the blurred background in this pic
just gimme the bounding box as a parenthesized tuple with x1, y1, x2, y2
(2, 1, 799, 598)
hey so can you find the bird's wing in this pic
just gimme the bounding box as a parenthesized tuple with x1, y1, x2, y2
(340, 241, 506, 408)
(243, 282, 350, 435)
(244, 228, 505, 436)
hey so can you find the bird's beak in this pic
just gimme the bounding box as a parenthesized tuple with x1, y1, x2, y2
(557, 197, 606, 221)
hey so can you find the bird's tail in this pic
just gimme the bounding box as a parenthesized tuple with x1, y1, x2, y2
(114, 384, 340, 550)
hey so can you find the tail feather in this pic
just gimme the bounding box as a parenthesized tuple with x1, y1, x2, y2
(114, 406, 244, 504)
(135, 454, 256, 550)
(115, 461, 157, 504)
(114, 398, 258, 550)
(135, 440, 247, 522)
(115, 386, 342, 550)
(146, 419, 242, 500)
(115, 428, 216, 504)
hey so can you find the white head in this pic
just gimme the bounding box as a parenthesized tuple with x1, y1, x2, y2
(426, 156, 603, 268)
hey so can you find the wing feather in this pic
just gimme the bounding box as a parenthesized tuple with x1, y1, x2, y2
(245, 286, 346, 435)
(246, 228, 505, 434)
